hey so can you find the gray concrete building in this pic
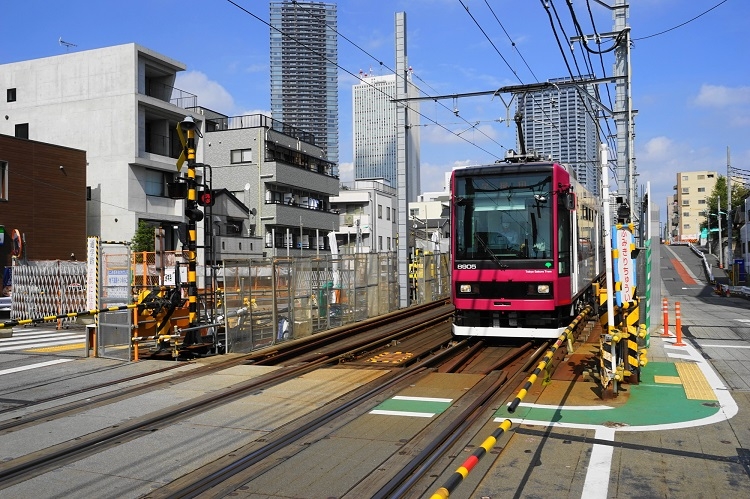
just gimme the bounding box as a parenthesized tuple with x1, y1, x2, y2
(202, 113, 339, 258)
(0, 43, 202, 248)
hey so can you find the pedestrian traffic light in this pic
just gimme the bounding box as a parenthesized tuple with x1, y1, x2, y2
(197, 189, 215, 207)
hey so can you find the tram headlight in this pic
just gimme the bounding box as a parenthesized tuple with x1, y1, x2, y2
(459, 284, 473, 293)
(528, 283, 551, 295)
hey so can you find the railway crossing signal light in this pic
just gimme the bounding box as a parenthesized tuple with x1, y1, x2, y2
(197, 189, 215, 207)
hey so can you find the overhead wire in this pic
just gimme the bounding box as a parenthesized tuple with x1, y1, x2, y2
(634, 0, 729, 41)
(327, 16, 509, 153)
(229, 0, 506, 160)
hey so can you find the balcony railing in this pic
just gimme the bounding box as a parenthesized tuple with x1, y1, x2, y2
(144, 81, 197, 110)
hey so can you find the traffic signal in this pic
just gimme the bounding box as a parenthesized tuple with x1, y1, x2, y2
(197, 189, 215, 207)
(185, 205, 204, 222)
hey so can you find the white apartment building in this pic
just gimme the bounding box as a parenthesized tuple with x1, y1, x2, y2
(352, 72, 421, 202)
(330, 179, 397, 254)
(0, 43, 201, 247)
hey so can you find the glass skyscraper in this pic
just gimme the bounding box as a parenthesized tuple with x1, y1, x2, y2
(352, 73, 420, 193)
(270, 1, 339, 171)
(517, 76, 599, 196)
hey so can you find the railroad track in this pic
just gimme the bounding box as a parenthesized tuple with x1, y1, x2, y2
(0, 301, 593, 498)
(0, 302, 453, 490)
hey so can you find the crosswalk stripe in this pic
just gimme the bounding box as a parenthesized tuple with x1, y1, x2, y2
(0, 337, 85, 353)
(0, 359, 73, 376)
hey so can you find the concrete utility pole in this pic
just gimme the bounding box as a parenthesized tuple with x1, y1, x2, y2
(727, 146, 733, 266)
(395, 12, 410, 308)
(612, 0, 636, 229)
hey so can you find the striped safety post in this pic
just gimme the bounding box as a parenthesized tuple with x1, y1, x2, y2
(674, 301, 685, 346)
(644, 238, 652, 347)
(430, 419, 513, 499)
(661, 297, 670, 337)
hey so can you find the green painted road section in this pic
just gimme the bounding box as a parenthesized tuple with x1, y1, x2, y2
(371, 397, 452, 416)
(496, 362, 720, 426)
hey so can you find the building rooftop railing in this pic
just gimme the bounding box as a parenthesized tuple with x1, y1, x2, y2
(206, 113, 317, 146)
(339, 180, 397, 196)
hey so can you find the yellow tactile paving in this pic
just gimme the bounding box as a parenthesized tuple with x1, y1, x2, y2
(675, 362, 717, 401)
(26, 343, 85, 353)
(654, 375, 682, 384)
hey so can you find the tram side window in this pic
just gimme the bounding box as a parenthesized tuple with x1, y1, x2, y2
(558, 197, 571, 275)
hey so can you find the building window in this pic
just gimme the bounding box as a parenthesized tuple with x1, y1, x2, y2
(231, 148, 253, 164)
(698, 198, 706, 204)
(378, 204, 382, 219)
(386, 207, 390, 221)
(387, 237, 391, 250)
(682, 175, 688, 181)
(683, 211, 690, 217)
(14, 123, 28, 139)
(683, 224, 691, 229)
(145, 169, 172, 197)
(682, 200, 690, 206)
(0, 161, 8, 201)
(698, 187, 705, 192)
(682, 188, 689, 194)
(7, 88, 16, 102)
(378, 235, 383, 251)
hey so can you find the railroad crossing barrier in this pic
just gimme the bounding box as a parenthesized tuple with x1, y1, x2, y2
(430, 419, 513, 499)
(507, 306, 592, 413)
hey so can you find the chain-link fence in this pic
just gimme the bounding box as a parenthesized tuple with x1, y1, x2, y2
(10, 249, 450, 357)
(218, 252, 449, 354)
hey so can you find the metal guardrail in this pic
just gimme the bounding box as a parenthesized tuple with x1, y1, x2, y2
(687, 242, 715, 284)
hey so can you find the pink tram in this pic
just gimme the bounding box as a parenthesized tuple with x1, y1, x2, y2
(450, 160, 605, 339)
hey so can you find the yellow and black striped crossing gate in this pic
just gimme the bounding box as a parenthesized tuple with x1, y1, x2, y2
(598, 223, 648, 396)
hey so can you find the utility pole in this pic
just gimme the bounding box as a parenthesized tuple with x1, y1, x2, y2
(727, 146, 733, 266)
(718, 197, 724, 269)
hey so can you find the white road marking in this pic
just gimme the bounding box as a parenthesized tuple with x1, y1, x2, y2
(0, 358, 73, 376)
(580, 427, 615, 499)
(369, 410, 434, 418)
(392, 395, 452, 403)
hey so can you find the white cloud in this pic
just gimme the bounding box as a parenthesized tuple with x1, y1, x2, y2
(640, 136, 674, 161)
(419, 160, 475, 193)
(694, 84, 750, 107)
(338, 161, 354, 183)
(175, 71, 235, 114)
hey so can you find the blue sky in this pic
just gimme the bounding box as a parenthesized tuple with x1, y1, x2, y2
(2, 0, 747, 226)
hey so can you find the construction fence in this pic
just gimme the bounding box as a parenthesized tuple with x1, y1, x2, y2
(10, 250, 450, 356)
(218, 251, 450, 353)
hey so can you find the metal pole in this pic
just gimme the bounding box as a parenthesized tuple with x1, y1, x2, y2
(601, 144, 618, 395)
(727, 146, 733, 266)
(718, 197, 723, 269)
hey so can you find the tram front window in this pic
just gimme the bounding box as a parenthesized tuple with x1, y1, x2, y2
(455, 172, 552, 260)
